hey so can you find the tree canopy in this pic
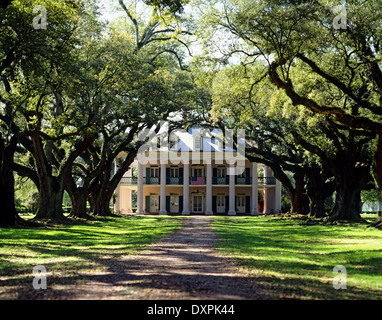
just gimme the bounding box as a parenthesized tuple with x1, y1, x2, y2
(1, 0, 381, 227)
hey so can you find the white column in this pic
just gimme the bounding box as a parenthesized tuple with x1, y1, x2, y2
(251, 163, 259, 216)
(159, 162, 167, 215)
(137, 162, 144, 215)
(126, 189, 132, 213)
(205, 162, 213, 215)
(182, 162, 190, 215)
(228, 163, 236, 215)
(263, 166, 275, 214)
(114, 162, 120, 214)
(275, 179, 282, 213)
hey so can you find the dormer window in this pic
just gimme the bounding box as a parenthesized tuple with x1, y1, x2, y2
(194, 134, 202, 151)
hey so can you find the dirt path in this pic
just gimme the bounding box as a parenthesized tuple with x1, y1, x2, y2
(50, 216, 262, 300)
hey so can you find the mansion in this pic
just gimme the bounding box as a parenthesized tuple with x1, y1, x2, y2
(114, 128, 282, 215)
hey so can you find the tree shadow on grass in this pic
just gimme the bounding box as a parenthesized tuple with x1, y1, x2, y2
(2, 216, 381, 300)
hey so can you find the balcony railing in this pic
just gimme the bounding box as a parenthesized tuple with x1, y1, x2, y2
(147, 177, 160, 184)
(235, 176, 251, 185)
(120, 175, 277, 186)
(166, 177, 183, 185)
(120, 177, 138, 185)
(212, 176, 229, 185)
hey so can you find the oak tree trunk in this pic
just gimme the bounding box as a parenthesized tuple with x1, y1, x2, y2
(290, 171, 310, 215)
(90, 184, 114, 217)
(0, 137, 17, 227)
(328, 176, 363, 222)
(34, 175, 66, 221)
(68, 189, 90, 219)
(372, 134, 382, 229)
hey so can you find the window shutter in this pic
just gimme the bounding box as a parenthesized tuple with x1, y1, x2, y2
(166, 196, 170, 212)
(225, 196, 229, 213)
(179, 196, 183, 213)
(145, 196, 150, 213)
(146, 168, 150, 184)
(246, 196, 250, 213)
(212, 196, 217, 213)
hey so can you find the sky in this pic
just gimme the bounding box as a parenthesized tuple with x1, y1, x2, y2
(98, 0, 125, 23)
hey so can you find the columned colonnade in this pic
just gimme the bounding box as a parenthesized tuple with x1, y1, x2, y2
(131, 160, 282, 215)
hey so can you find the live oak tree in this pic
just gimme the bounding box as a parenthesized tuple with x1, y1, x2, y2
(14, 1, 112, 222)
(194, 0, 382, 221)
(0, 0, 87, 226)
(0, 0, 203, 226)
(78, 0, 206, 217)
(208, 64, 336, 217)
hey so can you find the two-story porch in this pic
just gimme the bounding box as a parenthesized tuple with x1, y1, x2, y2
(115, 158, 282, 215)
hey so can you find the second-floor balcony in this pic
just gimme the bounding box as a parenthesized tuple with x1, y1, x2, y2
(120, 176, 276, 186)
(120, 177, 138, 185)
(167, 177, 184, 185)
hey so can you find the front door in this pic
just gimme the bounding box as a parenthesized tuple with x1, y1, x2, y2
(170, 196, 179, 213)
(236, 195, 246, 213)
(192, 194, 204, 213)
(150, 195, 159, 213)
(217, 195, 226, 213)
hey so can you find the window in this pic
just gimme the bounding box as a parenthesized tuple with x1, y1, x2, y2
(150, 167, 159, 178)
(194, 134, 202, 151)
(192, 166, 204, 177)
(217, 167, 226, 177)
(170, 167, 179, 178)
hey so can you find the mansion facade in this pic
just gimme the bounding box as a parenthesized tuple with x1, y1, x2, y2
(114, 128, 282, 216)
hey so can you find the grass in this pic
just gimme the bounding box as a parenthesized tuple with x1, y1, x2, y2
(0, 215, 182, 299)
(211, 214, 382, 300)
(2, 213, 381, 300)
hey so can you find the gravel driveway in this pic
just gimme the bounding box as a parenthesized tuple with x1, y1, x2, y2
(50, 216, 261, 300)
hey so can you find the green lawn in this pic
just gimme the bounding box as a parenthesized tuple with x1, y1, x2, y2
(211, 214, 382, 300)
(2, 214, 381, 300)
(0, 216, 182, 299)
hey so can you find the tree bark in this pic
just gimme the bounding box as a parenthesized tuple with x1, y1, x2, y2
(306, 166, 334, 218)
(308, 188, 326, 218)
(89, 147, 138, 217)
(328, 186, 362, 222)
(288, 189, 310, 215)
(68, 189, 90, 219)
(90, 170, 115, 217)
(327, 167, 369, 222)
(31, 135, 66, 221)
(31, 132, 95, 222)
(34, 175, 66, 221)
(291, 171, 310, 215)
(0, 136, 17, 227)
(373, 134, 382, 209)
